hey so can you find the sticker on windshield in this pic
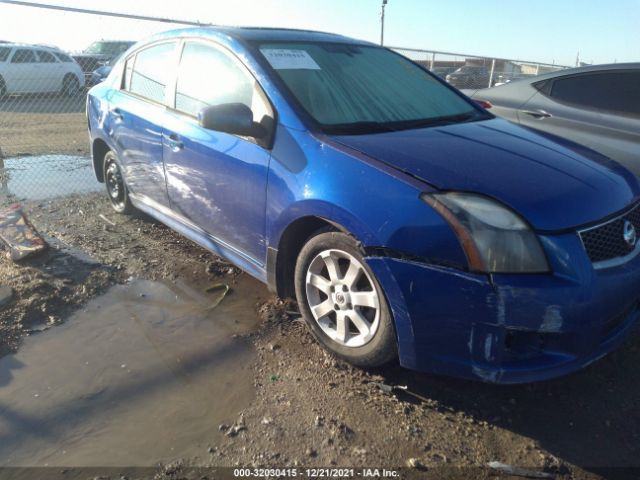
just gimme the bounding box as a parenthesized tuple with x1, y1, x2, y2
(260, 49, 321, 70)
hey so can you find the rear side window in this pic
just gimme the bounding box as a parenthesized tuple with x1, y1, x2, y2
(549, 71, 640, 116)
(127, 42, 176, 104)
(174, 42, 255, 117)
(36, 50, 57, 63)
(53, 52, 73, 63)
(0, 47, 10, 62)
(11, 49, 36, 63)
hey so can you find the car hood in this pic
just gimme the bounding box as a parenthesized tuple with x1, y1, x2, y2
(332, 118, 639, 231)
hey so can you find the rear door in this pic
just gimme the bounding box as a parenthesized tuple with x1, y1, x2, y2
(35, 49, 62, 92)
(107, 41, 178, 207)
(517, 70, 640, 174)
(162, 40, 274, 266)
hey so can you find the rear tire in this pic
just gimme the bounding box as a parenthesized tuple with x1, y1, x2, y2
(294, 231, 397, 367)
(61, 75, 80, 97)
(0, 77, 6, 99)
(103, 150, 133, 214)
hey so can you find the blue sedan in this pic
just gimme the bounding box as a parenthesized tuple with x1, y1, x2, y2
(86, 27, 640, 383)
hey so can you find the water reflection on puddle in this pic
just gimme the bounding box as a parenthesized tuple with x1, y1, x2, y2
(0, 278, 268, 466)
(0, 155, 101, 200)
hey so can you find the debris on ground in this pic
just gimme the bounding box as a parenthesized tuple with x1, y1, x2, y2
(407, 457, 426, 470)
(487, 461, 555, 479)
(0, 204, 47, 261)
(225, 412, 247, 437)
(98, 213, 116, 227)
(205, 282, 229, 309)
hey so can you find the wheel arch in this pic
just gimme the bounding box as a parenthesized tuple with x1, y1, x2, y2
(267, 203, 379, 299)
(91, 137, 110, 182)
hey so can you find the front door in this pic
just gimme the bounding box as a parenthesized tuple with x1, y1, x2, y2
(163, 40, 274, 266)
(6, 48, 38, 93)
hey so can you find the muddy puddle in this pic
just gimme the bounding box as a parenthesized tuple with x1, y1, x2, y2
(0, 155, 101, 200)
(0, 276, 268, 466)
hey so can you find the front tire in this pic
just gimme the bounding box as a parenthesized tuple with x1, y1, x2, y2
(294, 231, 397, 367)
(103, 151, 133, 214)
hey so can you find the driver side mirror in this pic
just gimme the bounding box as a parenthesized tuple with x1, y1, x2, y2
(198, 103, 266, 138)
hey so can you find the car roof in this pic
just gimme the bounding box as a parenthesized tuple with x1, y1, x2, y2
(150, 26, 374, 46)
(0, 42, 63, 51)
(528, 62, 640, 82)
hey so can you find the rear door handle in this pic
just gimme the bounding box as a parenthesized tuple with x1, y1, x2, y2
(521, 109, 552, 119)
(166, 133, 184, 152)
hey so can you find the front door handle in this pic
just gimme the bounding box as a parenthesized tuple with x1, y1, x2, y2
(110, 108, 124, 120)
(166, 133, 184, 152)
(521, 109, 552, 119)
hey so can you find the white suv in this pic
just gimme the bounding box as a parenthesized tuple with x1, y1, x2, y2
(0, 43, 85, 97)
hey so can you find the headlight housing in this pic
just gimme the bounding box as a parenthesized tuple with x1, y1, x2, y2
(422, 192, 549, 273)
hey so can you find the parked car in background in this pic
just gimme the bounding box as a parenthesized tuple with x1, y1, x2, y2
(73, 40, 134, 82)
(88, 27, 640, 384)
(446, 65, 491, 88)
(0, 43, 85, 97)
(430, 66, 457, 79)
(469, 64, 640, 175)
(87, 53, 123, 87)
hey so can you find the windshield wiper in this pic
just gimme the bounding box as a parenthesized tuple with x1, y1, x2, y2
(397, 111, 486, 130)
(323, 121, 399, 135)
(324, 111, 489, 136)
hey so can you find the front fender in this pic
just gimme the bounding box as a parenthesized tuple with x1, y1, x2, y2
(266, 126, 469, 268)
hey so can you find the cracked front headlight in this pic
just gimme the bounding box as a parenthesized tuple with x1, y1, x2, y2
(422, 192, 549, 273)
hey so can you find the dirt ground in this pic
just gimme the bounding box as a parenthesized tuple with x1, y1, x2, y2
(1, 192, 639, 479)
(0, 93, 88, 157)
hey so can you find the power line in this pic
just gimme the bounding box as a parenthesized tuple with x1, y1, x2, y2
(0, 0, 214, 26)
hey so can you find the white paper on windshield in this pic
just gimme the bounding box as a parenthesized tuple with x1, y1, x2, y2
(260, 49, 321, 70)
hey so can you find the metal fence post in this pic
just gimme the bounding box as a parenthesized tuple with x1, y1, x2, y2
(488, 58, 496, 88)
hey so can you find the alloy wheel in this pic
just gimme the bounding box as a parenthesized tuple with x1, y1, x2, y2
(105, 160, 125, 210)
(305, 249, 380, 347)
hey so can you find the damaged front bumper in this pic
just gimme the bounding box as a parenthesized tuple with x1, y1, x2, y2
(366, 232, 640, 384)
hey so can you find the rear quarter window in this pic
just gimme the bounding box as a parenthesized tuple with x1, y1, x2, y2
(0, 47, 11, 62)
(126, 42, 176, 104)
(53, 52, 73, 63)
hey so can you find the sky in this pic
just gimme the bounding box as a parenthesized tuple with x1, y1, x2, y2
(0, 0, 638, 66)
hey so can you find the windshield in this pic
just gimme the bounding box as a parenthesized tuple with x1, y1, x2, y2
(84, 41, 132, 56)
(258, 42, 485, 134)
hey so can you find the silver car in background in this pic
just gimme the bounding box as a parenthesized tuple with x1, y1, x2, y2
(468, 63, 640, 175)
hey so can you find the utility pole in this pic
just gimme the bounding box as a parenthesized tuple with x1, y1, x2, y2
(380, 0, 388, 46)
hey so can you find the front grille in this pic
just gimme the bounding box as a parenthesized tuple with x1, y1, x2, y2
(579, 202, 640, 264)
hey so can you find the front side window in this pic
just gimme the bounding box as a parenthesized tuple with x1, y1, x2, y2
(549, 71, 640, 116)
(11, 49, 36, 64)
(36, 50, 57, 63)
(0, 47, 11, 62)
(175, 41, 270, 123)
(257, 42, 482, 133)
(127, 42, 176, 104)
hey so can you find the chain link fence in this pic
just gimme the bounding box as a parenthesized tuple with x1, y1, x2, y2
(0, 3, 571, 204)
(390, 46, 568, 90)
